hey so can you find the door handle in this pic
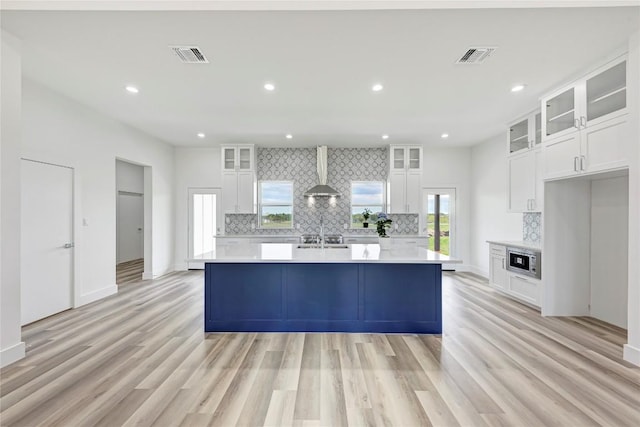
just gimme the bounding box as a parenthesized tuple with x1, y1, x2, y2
(502, 258, 505, 269)
(63, 243, 74, 249)
(574, 118, 580, 129)
(573, 156, 579, 172)
(580, 155, 586, 171)
(580, 116, 587, 128)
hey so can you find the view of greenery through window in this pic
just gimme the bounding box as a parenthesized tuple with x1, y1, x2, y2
(427, 194, 450, 255)
(351, 182, 384, 228)
(260, 181, 293, 228)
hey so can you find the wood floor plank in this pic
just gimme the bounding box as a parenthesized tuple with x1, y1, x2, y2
(1, 270, 638, 427)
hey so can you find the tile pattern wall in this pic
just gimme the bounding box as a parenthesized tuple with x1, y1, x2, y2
(224, 147, 419, 235)
(523, 212, 542, 244)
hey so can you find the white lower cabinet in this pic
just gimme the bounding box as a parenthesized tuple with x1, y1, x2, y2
(489, 244, 542, 308)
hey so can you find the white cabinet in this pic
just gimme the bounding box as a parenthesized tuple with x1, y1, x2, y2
(488, 243, 542, 308)
(489, 244, 507, 291)
(542, 56, 629, 180)
(508, 110, 541, 155)
(221, 145, 256, 213)
(388, 145, 422, 213)
(508, 148, 543, 212)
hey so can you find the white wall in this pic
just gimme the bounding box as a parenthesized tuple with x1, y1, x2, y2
(116, 159, 144, 194)
(469, 135, 522, 277)
(624, 27, 640, 366)
(21, 78, 175, 305)
(0, 31, 26, 367)
(421, 147, 472, 271)
(591, 176, 628, 328)
(173, 148, 221, 270)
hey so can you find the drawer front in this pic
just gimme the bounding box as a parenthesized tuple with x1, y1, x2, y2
(509, 275, 538, 305)
(490, 244, 506, 256)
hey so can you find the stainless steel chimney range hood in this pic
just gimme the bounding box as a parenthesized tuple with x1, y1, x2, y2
(304, 146, 340, 197)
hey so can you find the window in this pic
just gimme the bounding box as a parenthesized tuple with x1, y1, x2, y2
(351, 181, 384, 228)
(259, 181, 293, 228)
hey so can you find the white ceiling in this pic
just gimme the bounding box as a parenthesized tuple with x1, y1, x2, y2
(1, 3, 639, 148)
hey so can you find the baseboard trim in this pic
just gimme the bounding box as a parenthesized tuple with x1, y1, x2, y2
(174, 262, 188, 271)
(623, 343, 640, 367)
(78, 284, 118, 307)
(142, 270, 153, 280)
(148, 268, 173, 280)
(1, 341, 26, 368)
(467, 265, 489, 279)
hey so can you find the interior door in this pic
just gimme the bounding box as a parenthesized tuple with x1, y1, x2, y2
(117, 192, 144, 263)
(21, 159, 73, 325)
(188, 188, 222, 269)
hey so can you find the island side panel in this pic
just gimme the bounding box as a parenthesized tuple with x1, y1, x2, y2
(204, 262, 442, 333)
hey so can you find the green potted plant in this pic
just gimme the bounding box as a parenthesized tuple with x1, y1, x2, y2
(362, 208, 372, 228)
(375, 212, 393, 249)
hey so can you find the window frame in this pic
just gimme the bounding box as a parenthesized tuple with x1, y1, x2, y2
(350, 180, 386, 229)
(258, 180, 294, 229)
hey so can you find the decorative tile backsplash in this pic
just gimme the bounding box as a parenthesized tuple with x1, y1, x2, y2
(224, 147, 419, 235)
(523, 212, 542, 244)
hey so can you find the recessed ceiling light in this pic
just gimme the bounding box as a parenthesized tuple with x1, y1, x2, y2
(372, 83, 384, 92)
(382, 134, 389, 140)
(125, 85, 139, 94)
(197, 132, 205, 138)
(286, 134, 293, 139)
(441, 133, 449, 139)
(264, 82, 275, 91)
(511, 84, 526, 92)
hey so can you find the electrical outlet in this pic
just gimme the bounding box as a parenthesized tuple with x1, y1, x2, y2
(296, 223, 300, 229)
(394, 223, 399, 230)
(343, 224, 348, 229)
(250, 223, 255, 230)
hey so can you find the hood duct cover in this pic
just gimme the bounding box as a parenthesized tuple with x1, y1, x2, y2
(304, 146, 341, 197)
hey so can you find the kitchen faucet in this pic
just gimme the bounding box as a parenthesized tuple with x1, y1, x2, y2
(319, 215, 324, 249)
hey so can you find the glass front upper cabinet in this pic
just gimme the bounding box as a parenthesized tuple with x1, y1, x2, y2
(545, 87, 575, 137)
(408, 148, 421, 169)
(392, 147, 405, 170)
(509, 119, 529, 154)
(586, 60, 626, 122)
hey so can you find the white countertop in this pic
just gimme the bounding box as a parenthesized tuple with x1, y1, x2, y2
(487, 240, 541, 251)
(216, 234, 426, 239)
(190, 243, 460, 264)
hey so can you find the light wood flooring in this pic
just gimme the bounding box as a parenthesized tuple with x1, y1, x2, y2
(1, 271, 639, 426)
(116, 258, 144, 285)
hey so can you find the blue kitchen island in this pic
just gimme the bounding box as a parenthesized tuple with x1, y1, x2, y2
(196, 243, 460, 334)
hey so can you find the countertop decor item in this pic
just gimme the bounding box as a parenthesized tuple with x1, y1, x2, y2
(362, 208, 372, 228)
(376, 212, 392, 237)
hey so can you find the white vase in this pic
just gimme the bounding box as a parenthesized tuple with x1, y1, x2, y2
(378, 236, 391, 250)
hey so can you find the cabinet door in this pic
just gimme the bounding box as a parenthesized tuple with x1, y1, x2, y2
(533, 112, 542, 147)
(388, 170, 406, 213)
(238, 147, 253, 170)
(223, 147, 236, 171)
(236, 171, 255, 213)
(391, 147, 406, 171)
(542, 133, 581, 180)
(585, 60, 626, 125)
(532, 149, 544, 211)
(581, 115, 629, 174)
(490, 255, 507, 290)
(509, 118, 529, 154)
(405, 170, 421, 213)
(544, 87, 578, 139)
(407, 147, 422, 170)
(508, 152, 535, 212)
(222, 172, 238, 213)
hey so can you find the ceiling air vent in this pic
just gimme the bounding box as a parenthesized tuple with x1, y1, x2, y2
(169, 46, 209, 64)
(455, 47, 497, 64)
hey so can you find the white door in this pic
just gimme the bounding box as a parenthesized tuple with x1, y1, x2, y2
(421, 188, 456, 271)
(188, 188, 222, 269)
(21, 159, 73, 325)
(117, 192, 144, 263)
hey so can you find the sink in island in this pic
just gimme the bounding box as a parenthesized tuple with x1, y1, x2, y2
(192, 243, 461, 334)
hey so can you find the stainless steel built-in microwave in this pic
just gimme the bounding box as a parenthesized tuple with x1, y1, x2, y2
(506, 247, 541, 279)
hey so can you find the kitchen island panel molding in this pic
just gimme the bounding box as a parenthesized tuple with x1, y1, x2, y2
(205, 262, 442, 333)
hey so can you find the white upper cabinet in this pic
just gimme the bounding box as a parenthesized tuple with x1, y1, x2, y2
(388, 145, 422, 213)
(221, 145, 256, 213)
(222, 145, 254, 172)
(508, 148, 543, 213)
(542, 55, 630, 180)
(508, 110, 541, 155)
(543, 56, 627, 141)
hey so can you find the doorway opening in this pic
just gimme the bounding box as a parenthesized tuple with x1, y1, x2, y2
(115, 160, 147, 284)
(188, 188, 222, 269)
(422, 188, 456, 270)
